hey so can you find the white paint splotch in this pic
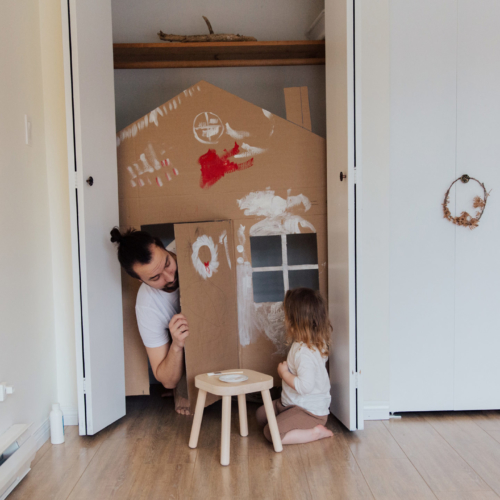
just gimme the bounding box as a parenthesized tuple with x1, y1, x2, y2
(219, 230, 232, 270)
(262, 108, 275, 137)
(254, 302, 287, 356)
(193, 112, 224, 144)
(117, 85, 202, 147)
(225, 123, 250, 140)
(191, 235, 219, 279)
(236, 225, 258, 346)
(235, 189, 317, 353)
(148, 107, 163, 127)
(234, 143, 267, 158)
(237, 188, 316, 236)
(235, 223, 287, 354)
(147, 144, 162, 170)
(139, 154, 154, 174)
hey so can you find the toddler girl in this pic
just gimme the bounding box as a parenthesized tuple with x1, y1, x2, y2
(256, 287, 333, 445)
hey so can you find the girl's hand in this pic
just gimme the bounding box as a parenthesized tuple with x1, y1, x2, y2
(277, 361, 289, 379)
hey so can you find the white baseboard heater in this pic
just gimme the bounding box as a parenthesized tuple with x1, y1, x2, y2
(0, 424, 36, 500)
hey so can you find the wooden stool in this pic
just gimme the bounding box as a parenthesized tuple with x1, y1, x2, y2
(188, 369, 283, 466)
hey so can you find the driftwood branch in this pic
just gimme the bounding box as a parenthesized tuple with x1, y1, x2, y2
(158, 16, 257, 43)
(157, 32, 257, 42)
(202, 16, 214, 35)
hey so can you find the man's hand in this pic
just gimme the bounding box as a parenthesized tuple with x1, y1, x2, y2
(169, 314, 189, 350)
(277, 361, 289, 379)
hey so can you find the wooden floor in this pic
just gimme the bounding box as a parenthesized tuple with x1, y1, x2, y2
(10, 389, 500, 499)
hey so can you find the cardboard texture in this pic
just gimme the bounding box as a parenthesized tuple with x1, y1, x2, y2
(116, 80, 327, 402)
(174, 221, 240, 413)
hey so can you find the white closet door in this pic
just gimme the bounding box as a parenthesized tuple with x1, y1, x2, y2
(389, 0, 458, 412)
(62, 0, 126, 434)
(325, 0, 362, 430)
(454, 0, 500, 410)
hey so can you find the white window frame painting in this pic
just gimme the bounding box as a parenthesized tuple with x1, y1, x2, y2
(250, 233, 319, 303)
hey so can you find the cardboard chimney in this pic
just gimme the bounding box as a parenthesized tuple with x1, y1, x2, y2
(117, 81, 327, 411)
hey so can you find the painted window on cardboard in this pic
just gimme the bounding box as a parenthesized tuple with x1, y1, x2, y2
(250, 233, 319, 303)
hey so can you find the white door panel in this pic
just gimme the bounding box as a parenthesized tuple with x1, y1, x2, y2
(325, 0, 362, 430)
(454, 0, 500, 410)
(63, 0, 126, 434)
(389, 0, 457, 412)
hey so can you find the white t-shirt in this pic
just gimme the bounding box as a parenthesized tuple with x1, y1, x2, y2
(135, 283, 180, 348)
(281, 342, 331, 416)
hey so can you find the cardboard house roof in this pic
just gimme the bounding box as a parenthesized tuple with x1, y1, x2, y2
(116, 80, 327, 398)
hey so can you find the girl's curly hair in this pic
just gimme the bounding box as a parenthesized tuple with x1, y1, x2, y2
(283, 288, 332, 356)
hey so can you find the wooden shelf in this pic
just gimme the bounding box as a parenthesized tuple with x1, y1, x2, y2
(113, 40, 325, 69)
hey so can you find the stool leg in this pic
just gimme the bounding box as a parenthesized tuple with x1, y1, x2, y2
(237, 394, 248, 437)
(261, 389, 283, 452)
(189, 389, 207, 449)
(221, 395, 232, 466)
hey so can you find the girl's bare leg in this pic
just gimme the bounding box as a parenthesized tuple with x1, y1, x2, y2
(281, 425, 333, 445)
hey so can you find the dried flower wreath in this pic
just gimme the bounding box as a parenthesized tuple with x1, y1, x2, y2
(443, 175, 490, 230)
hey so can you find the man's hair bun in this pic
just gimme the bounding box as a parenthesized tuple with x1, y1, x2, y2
(109, 227, 165, 279)
(110, 227, 122, 244)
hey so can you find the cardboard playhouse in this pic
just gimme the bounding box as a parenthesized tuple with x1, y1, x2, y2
(117, 81, 327, 411)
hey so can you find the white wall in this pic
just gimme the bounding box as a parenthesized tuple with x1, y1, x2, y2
(111, 0, 325, 43)
(112, 0, 327, 137)
(39, 0, 78, 421)
(0, 0, 76, 440)
(0, 0, 57, 438)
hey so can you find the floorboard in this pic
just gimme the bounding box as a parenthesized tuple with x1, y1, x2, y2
(425, 412, 500, 497)
(9, 427, 106, 500)
(9, 391, 500, 500)
(299, 418, 374, 499)
(383, 413, 493, 497)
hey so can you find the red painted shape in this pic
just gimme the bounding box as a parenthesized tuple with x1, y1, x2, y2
(198, 142, 253, 188)
(204, 261, 210, 269)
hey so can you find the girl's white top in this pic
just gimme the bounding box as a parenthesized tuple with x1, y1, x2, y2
(281, 341, 331, 416)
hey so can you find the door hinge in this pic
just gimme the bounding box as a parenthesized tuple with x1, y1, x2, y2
(353, 168, 358, 184)
(352, 370, 361, 389)
(82, 378, 86, 394)
(74, 171, 78, 189)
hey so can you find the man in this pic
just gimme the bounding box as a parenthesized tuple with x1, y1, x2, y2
(110, 227, 190, 415)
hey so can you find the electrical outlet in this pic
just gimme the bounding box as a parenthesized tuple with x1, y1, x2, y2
(0, 383, 14, 402)
(25, 115, 32, 146)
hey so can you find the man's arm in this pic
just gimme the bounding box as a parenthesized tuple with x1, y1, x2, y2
(146, 314, 189, 389)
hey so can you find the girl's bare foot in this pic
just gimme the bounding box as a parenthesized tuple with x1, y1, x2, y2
(281, 424, 333, 445)
(174, 389, 191, 416)
(311, 424, 334, 440)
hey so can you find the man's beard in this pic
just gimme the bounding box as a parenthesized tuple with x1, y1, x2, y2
(162, 269, 179, 293)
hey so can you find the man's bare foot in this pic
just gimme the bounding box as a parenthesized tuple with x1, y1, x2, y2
(174, 389, 191, 416)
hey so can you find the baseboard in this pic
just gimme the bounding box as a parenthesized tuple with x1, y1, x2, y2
(29, 406, 78, 455)
(364, 401, 390, 420)
(32, 418, 50, 451)
(61, 406, 78, 426)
